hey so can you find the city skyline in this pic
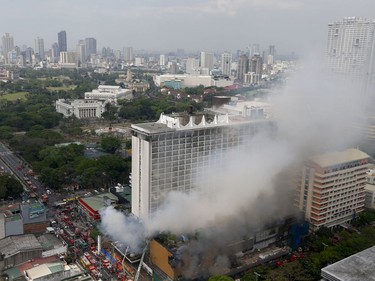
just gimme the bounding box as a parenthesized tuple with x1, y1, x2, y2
(0, 0, 374, 57)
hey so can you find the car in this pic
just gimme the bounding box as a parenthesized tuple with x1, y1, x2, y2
(84, 252, 91, 259)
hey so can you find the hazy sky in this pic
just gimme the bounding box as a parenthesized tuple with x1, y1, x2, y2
(1, 0, 374, 56)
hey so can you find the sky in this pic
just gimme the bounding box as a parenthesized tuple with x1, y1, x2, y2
(1, 0, 374, 57)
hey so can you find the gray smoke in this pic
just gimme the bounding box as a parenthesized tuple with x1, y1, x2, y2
(100, 56, 369, 277)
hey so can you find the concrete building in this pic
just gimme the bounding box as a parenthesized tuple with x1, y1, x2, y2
(185, 58, 200, 75)
(365, 169, 375, 209)
(295, 148, 369, 230)
(0, 234, 43, 270)
(221, 52, 232, 76)
(131, 108, 275, 220)
(327, 17, 375, 92)
(59, 51, 77, 67)
(154, 74, 234, 89)
(55, 99, 108, 119)
(58, 30, 67, 53)
(321, 245, 375, 281)
(76, 41, 86, 64)
(244, 72, 260, 84)
(85, 37, 97, 58)
(24, 262, 82, 281)
(249, 54, 263, 78)
(159, 54, 167, 66)
(123, 46, 134, 62)
(34, 37, 45, 61)
(77, 193, 118, 221)
(84, 85, 132, 104)
(237, 54, 249, 82)
(2, 33, 14, 62)
(200, 52, 214, 72)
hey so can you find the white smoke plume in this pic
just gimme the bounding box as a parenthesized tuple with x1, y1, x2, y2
(100, 56, 370, 276)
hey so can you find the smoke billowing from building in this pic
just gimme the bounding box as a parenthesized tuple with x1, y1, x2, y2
(100, 57, 369, 277)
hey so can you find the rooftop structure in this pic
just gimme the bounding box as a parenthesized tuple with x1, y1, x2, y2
(154, 74, 234, 89)
(78, 193, 118, 221)
(131, 109, 276, 219)
(321, 245, 375, 281)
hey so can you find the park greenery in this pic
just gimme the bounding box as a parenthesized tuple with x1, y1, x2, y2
(0, 68, 204, 192)
(0, 174, 24, 199)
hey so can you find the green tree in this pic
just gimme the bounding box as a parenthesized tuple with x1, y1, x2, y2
(101, 136, 122, 154)
(208, 275, 234, 281)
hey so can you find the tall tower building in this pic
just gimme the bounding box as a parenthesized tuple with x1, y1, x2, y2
(221, 52, 232, 76)
(186, 58, 200, 74)
(58, 30, 67, 53)
(159, 54, 166, 66)
(85, 38, 97, 58)
(295, 148, 369, 230)
(35, 37, 45, 60)
(123, 46, 134, 62)
(51, 43, 59, 63)
(77, 40, 86, 63)
(327, 17, 375, 92)
(131, 108, 275, 220)
(249, 54, 263, 77)
(2, 33, 14, 61)
(237, 54, 249, 82)
(200, 52, 214, 72)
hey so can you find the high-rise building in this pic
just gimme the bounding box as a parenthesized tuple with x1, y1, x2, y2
(200, 52, 214, 71)
(221, 52, 232, 76)
(2, 33, 14, 62)
(237, 54, 249, 82)
(159, 54, 166, 66)
(248, 43, 260, 57)
(327, 17, 375, 92)
(77, 40, 86, 64)
(85, 38, 97, 58)
(131, 107, 275, 220)
(186, 58, 200, 75)
(249, 54, 263, 78)
(34, 37, 45, 60)
(123, 46, 134, 62)
(295, 148, 369, 230)
(51, 43, 59, 63)
(58, 30, 67, 53)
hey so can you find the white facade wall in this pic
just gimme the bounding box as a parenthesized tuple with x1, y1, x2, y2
(131, 113, 276, 220)
(84, 85, 132, 103)
(154, 74, 234, 88)
(55, 99, 107, 119)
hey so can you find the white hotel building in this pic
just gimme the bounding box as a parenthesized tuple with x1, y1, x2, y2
(296, 148, 369, 230)
(84, 85, 132, 104)
(131, 106, 275, 220)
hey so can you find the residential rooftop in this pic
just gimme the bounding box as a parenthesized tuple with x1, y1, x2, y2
(0, 234, 42, 258)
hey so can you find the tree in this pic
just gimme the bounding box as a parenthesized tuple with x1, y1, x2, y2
(101, 136, 122, 154)
(208, 275, 234, 281)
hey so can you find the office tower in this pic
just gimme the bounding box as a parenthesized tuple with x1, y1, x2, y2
(2, 33, 14, 62)
(200, 51, 214, 71)
(159, 54, 166, 66)
(51, 43, 59, 62)
(168, 62, 179, 74)
(35, 37, 45, 60)
(58, 30, 67, 53)
(77, 40, 86, 63)
(268, 45, 276, 57)
(25, 47, 33, 64)
(60, 51, 77, 64)
(248, 43, 260, 57)
(249, 54, 263, 77)
(327, 17, 375, 92)
(295, 148, 369, 230)
(85, 37, 97, 58)
(221, 52, 232, 76)
(177, 48, 185, 58)
(123, 46, 134, 62)
(131, 108, 275, 220)
(186, 58, 200, 74)
(237, 54, 249, 81)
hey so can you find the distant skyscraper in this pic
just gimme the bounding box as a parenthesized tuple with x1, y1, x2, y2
(159, 54, 166, 66)
(51, 43, 59, 62)
(58, 30, 67, 53)
(2, 33, 14, 62)
(268, 45, 276, 57)
(237, 54, 249, 82)
(186, 58, 200, 74)
(221, 52, 232, 76)
(327, 17, 375, 92)
(77, 40, 86, 63)
(249, 54, 263, 78)
(200, 52, 214, 71)
(123, 46, 134, 62)
(85, 37, 97, 58)
(248, 43, 260, 57)
(35, 37, 45, 60)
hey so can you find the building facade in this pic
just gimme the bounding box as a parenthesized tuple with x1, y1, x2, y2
(131, 109, 275, 220)
(58, 30, 67, 53)
(123, 46, 134, 62)
(85, 37, 97, 58)
(295, 148, 369, 230)
(221, 52, 232, 76)
(34, 37, 45, 61)
(327, 17, 375, 91)
(2, 33, 14, 59)
(84, 85, 132, 104)
(237, 54, 249, 82)
(55, 99, 107, 119)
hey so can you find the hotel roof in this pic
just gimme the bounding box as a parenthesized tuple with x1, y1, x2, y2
(309, 148, 369, 168)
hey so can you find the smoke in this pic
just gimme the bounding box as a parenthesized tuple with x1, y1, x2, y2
(100, 56, 369, 277)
